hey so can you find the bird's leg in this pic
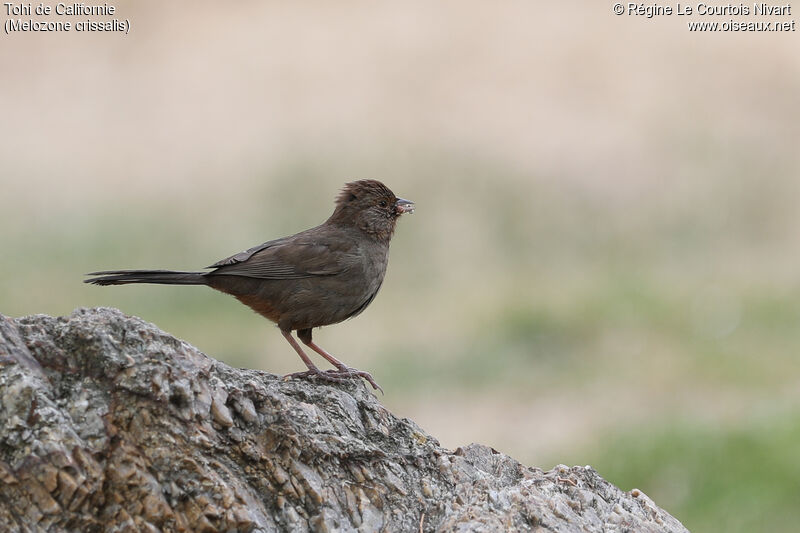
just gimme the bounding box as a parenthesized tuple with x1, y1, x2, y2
(297, 328, 383, 393)
(281, 330, 350, 384)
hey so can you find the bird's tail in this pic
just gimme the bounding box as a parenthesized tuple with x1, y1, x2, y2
(84, 270, 207, 286)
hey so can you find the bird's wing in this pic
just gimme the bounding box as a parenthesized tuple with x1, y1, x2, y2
(207, 237, 288, 268)
(207, 234, 358, 280)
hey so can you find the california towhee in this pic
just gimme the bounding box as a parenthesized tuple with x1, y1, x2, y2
(85, 179, 414, 392)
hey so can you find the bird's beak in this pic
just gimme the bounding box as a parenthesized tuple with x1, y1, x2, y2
(394, 197, 415, 215)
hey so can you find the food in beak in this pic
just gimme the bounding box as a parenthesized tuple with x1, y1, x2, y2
(395, 198, 415, 215)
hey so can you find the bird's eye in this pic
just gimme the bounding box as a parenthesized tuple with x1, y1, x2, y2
(379, 200, 388, 208)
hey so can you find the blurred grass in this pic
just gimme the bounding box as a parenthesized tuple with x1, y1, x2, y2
(573, 414, 800, 533)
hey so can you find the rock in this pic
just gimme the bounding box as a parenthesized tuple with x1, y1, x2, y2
(0, 308, 689, 532)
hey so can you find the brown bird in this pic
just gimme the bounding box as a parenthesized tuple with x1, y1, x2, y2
(85, 179, 414, 392)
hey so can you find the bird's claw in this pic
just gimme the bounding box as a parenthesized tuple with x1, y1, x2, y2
(285, 369, 347, 383)
(332, 365, 384, 394)
(285, 367, 383, 394)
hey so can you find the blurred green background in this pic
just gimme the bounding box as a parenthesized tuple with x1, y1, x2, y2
(2, 2, 798, 531)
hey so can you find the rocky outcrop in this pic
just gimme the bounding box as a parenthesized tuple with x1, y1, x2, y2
(0, 307, 688, 532)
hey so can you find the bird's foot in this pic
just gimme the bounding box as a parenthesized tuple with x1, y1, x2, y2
(330, 365, 384, 394)
(285, 368, 348, 384)
(285, 367, 383, 394)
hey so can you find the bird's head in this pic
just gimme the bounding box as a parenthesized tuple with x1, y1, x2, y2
(328, 179, 414, 240)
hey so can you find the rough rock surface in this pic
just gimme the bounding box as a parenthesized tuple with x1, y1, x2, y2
(0, 307, 689, 532)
